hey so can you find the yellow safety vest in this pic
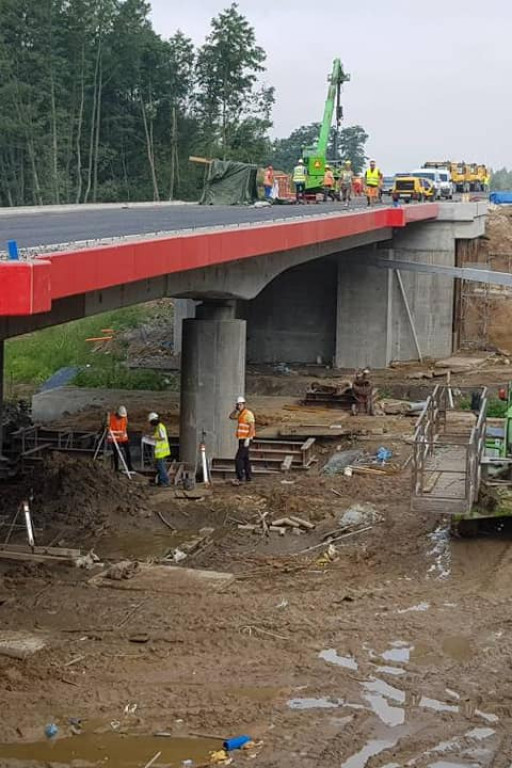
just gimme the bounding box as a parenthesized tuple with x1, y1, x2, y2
(153, 422, 170, 459)
(293, 165, 307, 183)
(236, 409, 256, 440)
(365, 168, 381, 187)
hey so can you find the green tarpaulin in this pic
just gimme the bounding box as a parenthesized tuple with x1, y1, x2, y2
(199, 159, 258, 206)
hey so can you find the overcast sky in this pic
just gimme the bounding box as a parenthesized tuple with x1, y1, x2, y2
(149, 0, 509, 174)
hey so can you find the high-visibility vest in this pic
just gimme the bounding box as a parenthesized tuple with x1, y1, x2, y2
(264, 169, 274, 186)
(153, 422, 170, 459)
(293, 165, 307, 183)
(323, 170, 334, 187)
(236, 408, 256, 440)
(365, 168, 381, 187)
(107, 414, 128, 443)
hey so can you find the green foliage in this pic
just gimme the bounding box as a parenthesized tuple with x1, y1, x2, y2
(270, 122, 369, 174)
(73, 365, 177, 390)
(0, 0, 274, 205)
(4, 305, 162, 386)
(489, 168, 512, 191)
(459, 396, 507, 417)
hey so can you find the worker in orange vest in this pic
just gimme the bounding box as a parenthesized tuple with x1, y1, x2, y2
(323, 164, 336, 202)
(263, 165, 274, 200)
(107, 405, 133, 473)
(229, 396, 256, 484)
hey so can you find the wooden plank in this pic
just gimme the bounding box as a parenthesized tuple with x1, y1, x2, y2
(281, 455, 294, 472)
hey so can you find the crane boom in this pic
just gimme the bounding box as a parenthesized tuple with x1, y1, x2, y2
(303, 58, 351, 192)
(317, 59, 349, 156)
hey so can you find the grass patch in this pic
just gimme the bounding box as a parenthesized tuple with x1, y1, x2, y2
(459, 396, 508, 418)
(74, 365, 177, 391)
(5, 304, 171, 390)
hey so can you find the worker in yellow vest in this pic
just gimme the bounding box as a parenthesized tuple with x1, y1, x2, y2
(229, 396, 256, 484)
(292, 159, 307, 203)
(364, 160, 383, 207)
(323, 165, 336, 202)
(107, 406, 133, 473)
(146, 412, 171, 486)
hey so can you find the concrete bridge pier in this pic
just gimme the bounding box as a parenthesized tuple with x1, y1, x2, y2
(180, 301, 246, 467)
(0, 339, 4, 457)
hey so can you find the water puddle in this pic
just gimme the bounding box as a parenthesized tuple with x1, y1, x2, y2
(363, 678, 405, 703)
(465, 727, 495, 740)
(428, 763, 475, 768)
(96, 530, 197, 560)
(474, 709, 499, 723)
(341, 738, 399, 768)
(381, 640, 413, 664)
(288, 697, 343, 710)
(419, 696, 459, 714)
(397, 602, 430, 614)
(361, 678, 405, 727)
(375, 665, 406, 677)
(0, 733, 220, 767)
(319, 648, 358, 670)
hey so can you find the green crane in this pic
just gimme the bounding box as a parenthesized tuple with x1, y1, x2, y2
(303, 58, 351, 192)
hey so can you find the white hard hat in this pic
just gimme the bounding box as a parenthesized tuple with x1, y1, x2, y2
(117, 405, 127, 417)
(236, 396, 246, 404)
(298, 159, 304, 164)
(148, 412, 159, 422)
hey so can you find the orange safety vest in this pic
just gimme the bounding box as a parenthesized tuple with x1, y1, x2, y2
(236, 408, 255, 440)
(323, 170, 335, 187)
(108, 414, 128, 443)
(264, 168, 274, 186)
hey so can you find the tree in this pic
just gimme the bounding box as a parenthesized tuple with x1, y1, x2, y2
(270, 122, 368, 174)
(489, 168, 512, 191)
(0, 0, 276, 207)
(271, 124, 320, 172)
(195, 3, 268, 160)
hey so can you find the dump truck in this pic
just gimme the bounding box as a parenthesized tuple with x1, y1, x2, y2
(302, 59, 350, 193)
(423, 161, 489, 192)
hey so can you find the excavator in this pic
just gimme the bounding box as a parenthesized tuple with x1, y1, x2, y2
(302, 59, 351, 193)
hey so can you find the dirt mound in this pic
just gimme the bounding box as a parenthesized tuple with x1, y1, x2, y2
(0, 454, 150, 543)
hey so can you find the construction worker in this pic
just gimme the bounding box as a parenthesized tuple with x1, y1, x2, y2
(364, 159, 383, 207)
(339, 160, 354, 207)
(146, 412, 170, 487)
(292, 159, 307, 203)
(229, 396, 255, 484)
(322, 165, 336, 202)
(353, 175, 363, 197)
(263, 165, 275, 200)
(107, 405, 133, 473)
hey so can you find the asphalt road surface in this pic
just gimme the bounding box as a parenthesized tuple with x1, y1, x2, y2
(0, 198, 372, 250)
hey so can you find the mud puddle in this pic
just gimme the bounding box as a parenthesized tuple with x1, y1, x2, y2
(340, 737, 399, 768)
(96, 530, 200, 560)
(0, 732, 220, 767)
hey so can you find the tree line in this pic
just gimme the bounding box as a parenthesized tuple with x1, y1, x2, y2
(0, 0, 369, 207)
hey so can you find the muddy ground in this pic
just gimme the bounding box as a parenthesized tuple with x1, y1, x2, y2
(1, 358, 512, 767)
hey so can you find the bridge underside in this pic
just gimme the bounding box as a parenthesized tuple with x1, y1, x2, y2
(0, 202, 488, 465)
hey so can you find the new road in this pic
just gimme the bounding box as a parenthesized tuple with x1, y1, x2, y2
(0, 199, 373, 251)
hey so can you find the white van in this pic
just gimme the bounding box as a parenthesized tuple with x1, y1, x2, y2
(411, 168, 453, 199)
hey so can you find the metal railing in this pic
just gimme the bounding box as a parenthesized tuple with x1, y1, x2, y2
(411, 385, 488, 514)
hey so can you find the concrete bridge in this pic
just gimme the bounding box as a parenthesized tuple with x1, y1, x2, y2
(0, 201, 487, 464)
